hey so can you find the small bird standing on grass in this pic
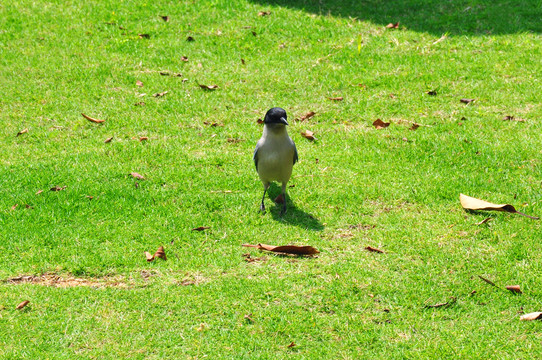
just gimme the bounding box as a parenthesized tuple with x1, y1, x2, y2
(253, 107, 298, 215)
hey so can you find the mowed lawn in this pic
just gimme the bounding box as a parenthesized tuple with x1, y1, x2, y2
(1, 0, 542, 358)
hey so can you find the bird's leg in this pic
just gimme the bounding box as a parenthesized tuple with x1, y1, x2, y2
(280, 183, 287, 216)
(260, 183, 269, 212)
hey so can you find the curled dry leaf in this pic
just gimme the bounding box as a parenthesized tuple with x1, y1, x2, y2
(287, 342, 296, 348)
(503, 115, 525, 122)
(139, 136, 148, 142)
(136, 80, 143, 87)
(81, 113, 105, 123)
(506, 285, 522, 294)
(274, 194, 285, 204)
(17, 128, 29, 136)
(145, 251, 154, 262)
(153, 91, 168, 97)
(373, 119, 390, 129)
(138, 33, 150, 39)
(242, 243, 319, 256)
(11, 204, 18, 210)
(160, 15, 169, 22)
(257, 118, 264, 124)
(258, 11, 271, 16)
(460, 98, 475, 104)
(130, 172, 145, 180)
(50, 186, 67, 191)
(154, 246, 167, 260)
(409, 123, 420, 131)
(520, 312, 542, 321)
(160, 71, 170, 76)
(475, 217, 492, 225)
(16, 300, 30, 310)
(298, 111, 315, 121)
(199, 84, 219, 90)
(460, 194, 539, 220)
(186, 36, 195, 41)
(104, 137, 113, 143)
(192, 226, 210, 231)
(365, 246, 384, 253)
(386, 22, 399, 29)
(241, 58, 245, 65)
(426, 90, 437, 96)
(300, 130, 316, 141)
(328, 96, 344, 101)
(181, 55, 188, 62)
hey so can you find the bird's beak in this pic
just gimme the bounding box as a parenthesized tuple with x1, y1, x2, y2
(280, 117, 288, 125)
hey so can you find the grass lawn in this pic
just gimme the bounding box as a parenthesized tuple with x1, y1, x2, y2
(1, 0, 542, 358)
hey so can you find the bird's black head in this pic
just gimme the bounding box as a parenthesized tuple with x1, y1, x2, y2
(264, 107, 288, 125)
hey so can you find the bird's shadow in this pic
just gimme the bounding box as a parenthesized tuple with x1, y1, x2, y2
(265, 183, 324, 231)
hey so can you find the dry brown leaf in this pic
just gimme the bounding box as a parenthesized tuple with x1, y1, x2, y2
(192, 226, 210, 231)
(460, 98, 475, 104)
(298, 111, 315, 121)
(520, 312, 542, 321)
(134, 102, 145, 106)
(16, 300, 30, 310)
(139, 136, 148, 142)
(460, 194, 539, 220)
(241, 58, 245, 65)
(287, 342, 296, 348)
(199, 84, 219, 90)
(50, 185, 66, 191)
(180, 56, 189, 62)
(145, 251, 154, 262)
(81, 113, 105, 123)
(478, 275, 497, 287)
(506, 285, 522, 294)
(475, 217, 492, 225)
(386, 22, 399, 29)
(373, 119, 390, 129)
(426, 90, 437, 96)
(409, 123, 420, 131)
(256, 118, 264, 124)
(300, 130, 316, 141)
(104, 137, 113, 143)
(274, 194, 285, 204)
(130, 172, 145, 180)
(153, 91, 168, 97)
(25, 204, 33, 209)
(328, 96, 344, 101)
(365, 246, 384, 253)
(16, 128, 28, 136)
(138, 33, 150, 39)
(160, 15, 169, 22)
(154, 246, 167, 260)
(136, 80, 143, 87)
(258, 11, 271, 16)
(160, 71, 170, 76)
(186, 36, 195, 41)
(503, 115, 525, 122)
(242, 243, 319, 256)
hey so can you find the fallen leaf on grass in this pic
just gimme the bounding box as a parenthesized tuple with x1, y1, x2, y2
(425, 297, 456, 308)
(460, 194, 539, 220)
(181, 56, 188, 62)
(160, 15, 169, 22)
(186, 36, 195, 41)
(227, 138, 244, 143)
(136, 80, 143, 87)
(478, 275, 497, 287)
(256, 118, 264, 124)
(134, 102, 145, 106)
(198, 83, 219, 90)
(25, 204, 33, 209)
(50, 186, 67, 191)
(11, 204, 18, 210)
(274, 194, 284, 204)
(154, 246, 167, 260)
(153, 91, 168, 97)
(130, 172, 145, 180)
(298, 111, 315, 121)
(372, 119, 390, 129)
(242, 243, 319, 256)
(503, 115, 525, 122)
(138, 33, 150, 39)
(258, 11, 271, 16)
(328, 96, 344, 101)
(287, 342, 296, 348)
(506, 285, 522, 294)
(520, 312, 542, 321)
(139, 136, 148, 142)
(475, 218, 492, 225)
(104, 137, 113, 143)
(16, 128, 28, 136)
(386, 22, 399, 29)
(300, 130, 316, 140)
(426, 90, 437, 96)
(241, 58, 245, 65)
(192, 226, 210, 231)
(203, 121, 223, 127)
(81, 113, 105, 123)
(16, 300, 30, 310)
(36, 190, 43, 195)
(365, 246, 384, 253)
(409, 123, 420, 131)
(460, 98, 475, 104)
(160, 71, 170, 76)
(145, 251, 154, 262)
(244, 313, 254, 322)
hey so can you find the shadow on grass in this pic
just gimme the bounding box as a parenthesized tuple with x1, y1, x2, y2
(250, 0, 541, 35)
(266, 183, 324, 231)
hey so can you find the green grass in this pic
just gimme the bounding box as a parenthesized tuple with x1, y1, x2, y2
(1, 0, 542, 358)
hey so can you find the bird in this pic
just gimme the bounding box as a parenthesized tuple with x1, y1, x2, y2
(253, 107, 298, 215)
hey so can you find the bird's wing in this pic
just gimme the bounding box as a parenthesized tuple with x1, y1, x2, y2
(293, 141, 299, 165)
(253, 143, 260, 170)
